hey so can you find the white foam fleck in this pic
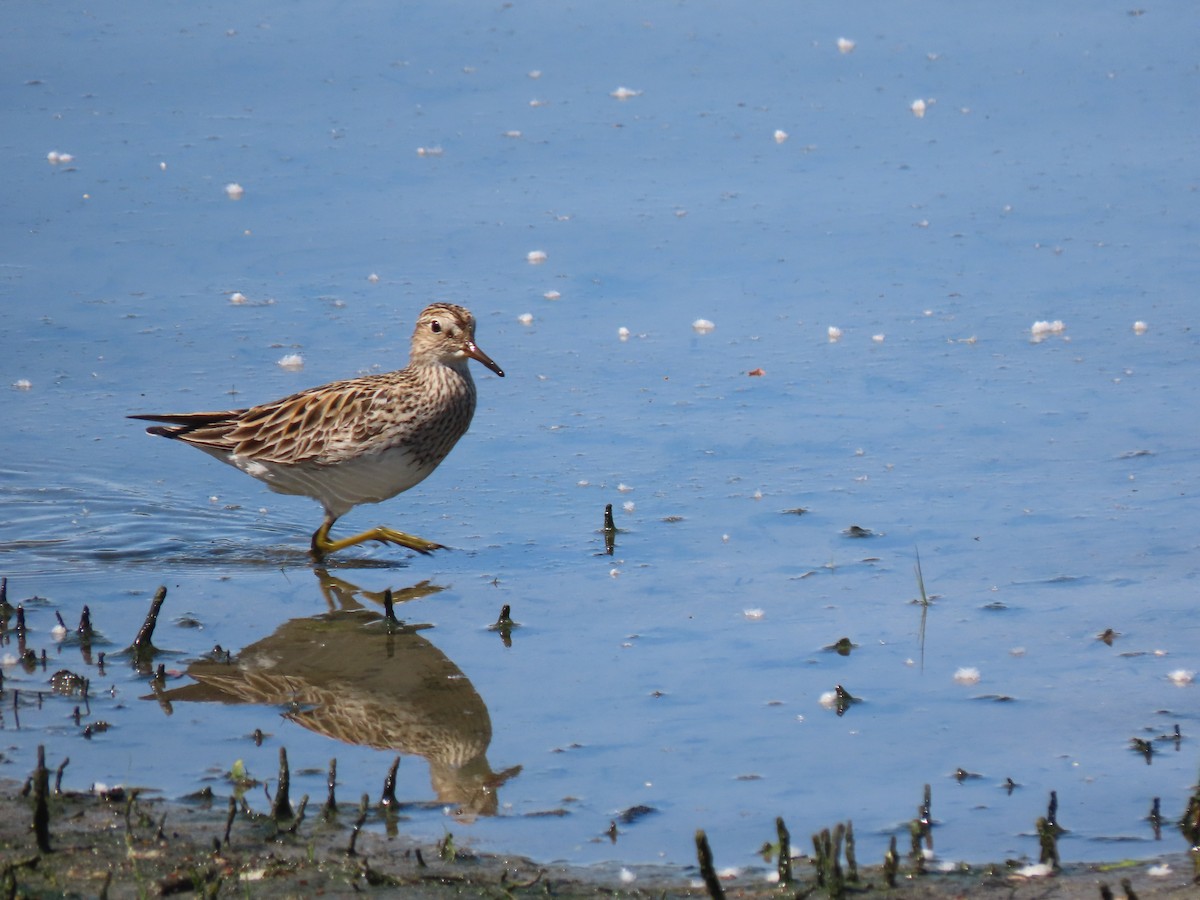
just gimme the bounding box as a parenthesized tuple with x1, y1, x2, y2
(954, 667, 981, 685)
(1031, 319, 1065, 336)
(1015, 863, 1054, 878)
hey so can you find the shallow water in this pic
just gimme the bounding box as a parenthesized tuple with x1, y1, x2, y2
(2, 0, 1198, 874)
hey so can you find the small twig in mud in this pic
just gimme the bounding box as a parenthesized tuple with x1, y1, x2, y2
(271, 747, 293, 821)
(380, 756, 400, 807)
(32, 745, 51, 852)
(133, 587, 167, 649)
(694, 829, 725, 900)
(77, 605, 94, 639)
(346, 794, 369, 857)
(775, 816, 792, 885)
(222, 796, 236, 845)
(845, 819, 858, 882)
(129, 586, 168, 672)
(284, 795, 308, 835)
(322, 758, 337, 820)
(1036, 817, 1060, 868)
(883, 834, 899, 888)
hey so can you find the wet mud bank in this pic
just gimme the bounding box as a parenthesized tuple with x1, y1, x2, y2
(1, 774, 1196, 899)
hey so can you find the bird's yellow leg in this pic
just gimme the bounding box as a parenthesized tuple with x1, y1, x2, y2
(311, 517, 445, 559)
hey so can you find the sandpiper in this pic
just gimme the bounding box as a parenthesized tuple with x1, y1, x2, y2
(130, 303, 503, 559)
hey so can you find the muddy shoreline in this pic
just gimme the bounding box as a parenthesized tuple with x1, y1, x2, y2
(1, 778, 1195, 898)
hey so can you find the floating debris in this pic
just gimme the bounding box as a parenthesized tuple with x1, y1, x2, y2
(517, 312, 533, 326)
(773, 129, 788, 144)
(692, 318, 715, 334)
(12, 378, 32, 390)
(748, 367, 765, 377)
(223, 183, 244, 200)
(610, 86, 642, 100)
(415, 145, 443, 157)
(1133, 320, 1148, 334)
(276, 353, 304, 371)
(837, 37, 857, 54)
(1131, 737, 1154, 764)
(827, 325, 843, 341)
(910, 99, 927, 118)
(526, 249, 547, 264)
(824, 637, 857, 657)
(843, 524, 874, 538)
(616, 804, 656, 825)
(1167, 668, 1194, 686)
(50, 670, 87, 697)
(543, 290, 561, 300)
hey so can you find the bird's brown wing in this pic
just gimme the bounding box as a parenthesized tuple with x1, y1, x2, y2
(131, 375, 409, 465)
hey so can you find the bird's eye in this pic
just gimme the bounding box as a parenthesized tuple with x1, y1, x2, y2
(430, 320, 442, 334)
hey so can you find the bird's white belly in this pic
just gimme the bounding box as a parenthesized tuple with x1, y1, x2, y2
(228, 446, 434, 518)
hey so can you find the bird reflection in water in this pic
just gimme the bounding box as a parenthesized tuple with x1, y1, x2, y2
(151, 568, 520, 818)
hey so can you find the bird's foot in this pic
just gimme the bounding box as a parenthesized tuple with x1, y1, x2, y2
(311, 525, 446, 559)
(370, 527, 445, 555)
